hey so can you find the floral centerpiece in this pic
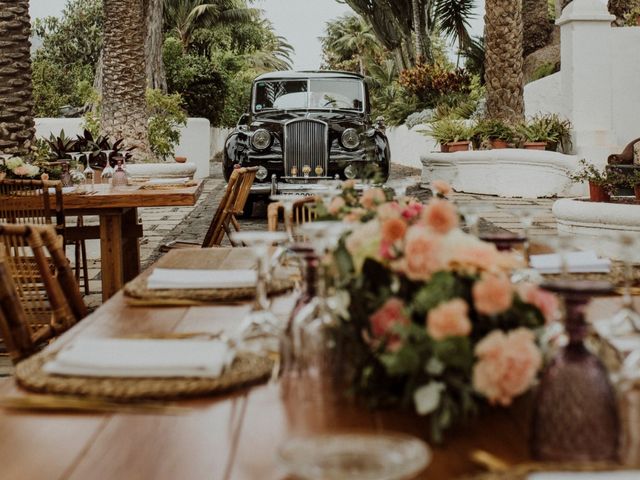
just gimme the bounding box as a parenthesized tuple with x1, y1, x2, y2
(0, 157, 41, 179)
(323, 182, 558, 441)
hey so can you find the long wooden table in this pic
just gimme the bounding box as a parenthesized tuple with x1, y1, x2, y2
(61, 182, 204, 301)
(0, 248, 632, 480)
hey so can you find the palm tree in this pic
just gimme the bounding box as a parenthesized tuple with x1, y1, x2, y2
(243, 21, 294, 73)
(101, 0, 151, 157)
(327, 15, 379, 75)
(0, 0, 35, 155)
(412, 0, 426, 61)
(164, 0, 257, 49)
(484, 0, 525, 123)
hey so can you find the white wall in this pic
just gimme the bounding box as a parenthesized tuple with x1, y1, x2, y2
(524, 73, 565, 118)
(210, 127, 233, 159)
(386, 125, 439, 170)
(611, 27, 640, 148)
(34, 117, 211, 179)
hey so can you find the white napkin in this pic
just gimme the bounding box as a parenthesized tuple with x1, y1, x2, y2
(147, 268, 257, 290)
(145, 178, 190, 185)
(530, 251, 611, 274)
(529, 472, 640, 479)
(43, 338, 234, 378)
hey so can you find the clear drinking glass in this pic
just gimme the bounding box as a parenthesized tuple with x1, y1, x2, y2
(508, 206, 541, 266)
(82, 154, 96, 191)
(229, 231, 289, 352)
(100, 150, 115, 184)
(111, 159, 128, 189)
(456, 203, 492, 237)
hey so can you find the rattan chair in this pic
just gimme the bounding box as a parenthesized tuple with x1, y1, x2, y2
(267, 196, 317, 232)
(0, 224, 88, 363)
(0, 179, 89, 295)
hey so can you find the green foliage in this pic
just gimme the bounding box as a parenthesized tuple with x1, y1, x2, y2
(569, 159, 616, 187)
(421, 118, 472, 144)
(146, 89, 188, 160)
(516, 114, 572, 152)
(531, 62, 557, 81)
(472, 119, 515, 145)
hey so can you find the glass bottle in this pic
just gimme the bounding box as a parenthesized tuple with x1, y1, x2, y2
(60, 162, 72, 187)
(530, 279, 620, 462)
(111, 159, 128, 189)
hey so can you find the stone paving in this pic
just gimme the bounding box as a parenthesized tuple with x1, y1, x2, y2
(76, 161, 559, 307)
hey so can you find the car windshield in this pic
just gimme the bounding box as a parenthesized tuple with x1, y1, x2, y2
(253, 78, 364, 112)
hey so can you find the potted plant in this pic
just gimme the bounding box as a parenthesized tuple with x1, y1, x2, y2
(542, 114, 573, 153)
(472, 119, 514, 149)
(423, 118, 472, 152)
(569, 159, 614, 202)
(623, 169, 640, 201)
(516, 119, 557, 150)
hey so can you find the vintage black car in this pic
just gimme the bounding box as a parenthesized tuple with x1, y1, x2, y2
(223, 70, 391, 202)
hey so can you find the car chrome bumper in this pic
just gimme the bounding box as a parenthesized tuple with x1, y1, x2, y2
(250, 181, 371, 195)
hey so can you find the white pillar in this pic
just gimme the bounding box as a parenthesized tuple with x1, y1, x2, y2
(557, 0, 617, 166)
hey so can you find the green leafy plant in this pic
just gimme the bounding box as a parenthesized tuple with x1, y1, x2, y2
(45, 130, 79, 160)
(569, 159, 617, 187)
(399, 63, 472, 108)
(472, 119, 514, 146)
(516, 114, 572, 151)
(422, 118, 472, 145)
(146, 89, 188, 161)
(531, 63, 557, 81)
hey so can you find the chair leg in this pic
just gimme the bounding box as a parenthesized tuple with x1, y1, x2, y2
(231, 216, 240, 232)
(80, 238, 89, 295)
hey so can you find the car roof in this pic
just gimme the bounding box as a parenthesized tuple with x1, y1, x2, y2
(254, 70, 364, 81)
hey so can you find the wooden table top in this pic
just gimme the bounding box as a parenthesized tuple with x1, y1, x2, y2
(0, 248, 631, 480)
(59, 181, 204, 210)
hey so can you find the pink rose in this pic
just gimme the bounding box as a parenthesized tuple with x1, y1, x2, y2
(13, 165, 29, 176)
(328, 196, 345, 215)
(376, 201, 402, 221)
(421, 199, 459, 234)
(401, 201, 423, 220)
(427, 299, 472, 340)
(381, 217, 407, 244)
(398, 226, 443, 281)
(472, 273, 513, 316)
(360, 187, 386, 209)
(517, 283, 560, 324)
(432, 179, 452, 196)
(473, 328, 542, 406)
(369, 297, 410, 351)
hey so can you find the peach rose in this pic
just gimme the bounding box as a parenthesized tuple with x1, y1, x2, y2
(432, 179, 452, 197)
(376, 201, 402, 221)
(449, 241, 500, 274)
(328, 196, 346, 215)
(369, 297, 410, 351)
(421, 199, 459, 234)
(360, 187, 386, 209)
(344, 207, 367, 223)
(427, 299, 472, 340)
(517, 283, 560, 324)
(472, 273, 513, 316)
(13, 165, 30, 176)
(381, 217, 407, 244)
(472, 328, 542, 406)
(398, 226, 443, 281)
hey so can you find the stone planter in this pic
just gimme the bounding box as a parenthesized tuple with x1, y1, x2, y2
(523, 142, 548, 151)
(125, 162, 197, 179)
(588, 182, 610, 202)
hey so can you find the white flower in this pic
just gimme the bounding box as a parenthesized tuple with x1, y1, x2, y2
(6, 157, 24, 170)
(413, 381, 445, 416)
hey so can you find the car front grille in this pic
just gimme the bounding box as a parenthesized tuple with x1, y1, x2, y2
(283, 119, 329, 178)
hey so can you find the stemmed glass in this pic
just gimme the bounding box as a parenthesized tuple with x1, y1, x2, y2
(508, 206, 542, 266)
(82, 153, 96, 191)
(608, 233, 640, 335)
(229, 230, 289, 352)
(100, 150, 115, 185)
(456, 203, 492, 237)
(269, 194, 311, 243)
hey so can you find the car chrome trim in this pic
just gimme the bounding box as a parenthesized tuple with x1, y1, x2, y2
(283, 118, 329, 182)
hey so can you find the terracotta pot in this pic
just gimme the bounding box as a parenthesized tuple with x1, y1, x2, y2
(634, 184, 640, 201)
(636, 14, 640, 26)
(589, 182, 610, 202)
(175, 156, 187, 163)
(523, 142, 547, 150)
(490, 138, 509, 149)
(446, 141, 470, 153)
(440, 143, 450, 153)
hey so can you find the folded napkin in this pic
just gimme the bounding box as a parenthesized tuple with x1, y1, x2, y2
(530, 250, 611, 274)
(147, 268, 257, 290)
(43, 338, 234, 378)
(529, 472, 640, 479)
(145, 178, 191, 186)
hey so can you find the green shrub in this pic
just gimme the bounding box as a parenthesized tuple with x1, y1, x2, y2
(399, 63, 471, 108)
(146, 89, 188, 161)
(422, 118, 472, 144)
(531, 63, 557, 81)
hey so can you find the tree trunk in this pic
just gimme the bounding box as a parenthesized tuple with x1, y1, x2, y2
(484, 0, 525, 123)
(523, 0, 552, 56)
(0, 0, 35, 155)
(144, 0, 166, 91)
(101, 0, 151, 159)
(412, 0, 425, 61)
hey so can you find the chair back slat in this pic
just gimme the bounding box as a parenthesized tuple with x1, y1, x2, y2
(0, 179, 65, 236)
(0, 224, 87, 362)
(268, 196, 317, 233)
(201, 168, 242, 248)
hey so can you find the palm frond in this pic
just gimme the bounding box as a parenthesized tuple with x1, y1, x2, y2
(434, 0, 475, 49)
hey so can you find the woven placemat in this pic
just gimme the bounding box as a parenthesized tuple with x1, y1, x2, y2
(123, 275, 294, 305)
(139, 181, 198, 190)
(543, 261, 640, 290)
(15, 350, 273, 401)
(458, 463, 627, 479)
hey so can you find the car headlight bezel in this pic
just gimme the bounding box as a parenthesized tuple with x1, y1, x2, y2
(341, 128, 360, 150)
(255, 166, 269, 181)
(251, 129, 271, 151)
(344, 163, 357, 179)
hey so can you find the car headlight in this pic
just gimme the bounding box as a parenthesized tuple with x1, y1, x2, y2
(341, 128, 360, 149)
(256, 166, 268, 181)
(344, 164, 357, 179)
(251, 129, 271, 150)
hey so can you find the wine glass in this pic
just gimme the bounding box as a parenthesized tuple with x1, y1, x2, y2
(456, 203, 492, 237)
(0, 154, 12, 166)
(229, 231, 289, 352)
(269, 194, 311, 243)
(82, 152, 95, 191)
(508, 205, 542, 266)
(100, 150, 115, 185)
(608, 232, 640, 335)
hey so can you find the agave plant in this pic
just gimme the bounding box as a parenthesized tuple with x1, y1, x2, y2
(45, 130, 80, 160)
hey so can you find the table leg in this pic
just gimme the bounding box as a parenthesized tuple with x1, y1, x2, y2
(122, 207, 141, 283)
(99, 213, 123, 302)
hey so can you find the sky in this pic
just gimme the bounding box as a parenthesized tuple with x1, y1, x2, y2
(30, 0, 485, 69)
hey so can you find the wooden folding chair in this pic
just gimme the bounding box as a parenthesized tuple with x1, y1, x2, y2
(0, 224, 88, 363)
(267, 196, 318, 232)
(0, 179, 90, 295)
